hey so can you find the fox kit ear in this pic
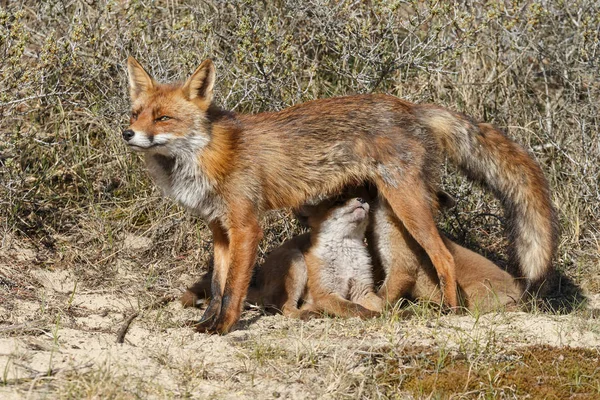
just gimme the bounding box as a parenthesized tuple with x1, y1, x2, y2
(127, 56, 155, 101)
(437, 190, 456, 209)
(183, 59, 215, 103)
(293, 205, 315, 227)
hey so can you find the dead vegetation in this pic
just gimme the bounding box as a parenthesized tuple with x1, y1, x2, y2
(1, 0, 599, 398)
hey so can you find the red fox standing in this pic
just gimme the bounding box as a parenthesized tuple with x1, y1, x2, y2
(124, 57, 557, 333)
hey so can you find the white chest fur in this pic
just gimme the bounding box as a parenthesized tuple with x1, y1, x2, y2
(144, 154, 225, 222)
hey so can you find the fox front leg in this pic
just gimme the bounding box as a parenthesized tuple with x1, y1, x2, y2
(196, 221, 229, 331)
(197, 207, 263, 334)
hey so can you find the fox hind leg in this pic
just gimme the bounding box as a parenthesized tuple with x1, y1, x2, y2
(375, 176, 459, 309)
(313, 293, 380, 319)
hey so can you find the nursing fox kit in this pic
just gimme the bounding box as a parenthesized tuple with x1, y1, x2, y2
(252, 196, 384, 319)
(183, 196, 383, 319)
(124, 57, 557, 333)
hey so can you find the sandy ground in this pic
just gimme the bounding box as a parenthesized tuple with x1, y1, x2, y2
(1, 259, 599, 399)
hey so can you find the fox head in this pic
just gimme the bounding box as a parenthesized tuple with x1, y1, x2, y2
(298, 197, 370, 239)
(123, 57, 216, 156)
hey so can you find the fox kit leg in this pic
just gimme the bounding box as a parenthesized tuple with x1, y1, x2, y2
(355, 292, 384, 313)
(378, 273, 416, 306)
(347, 278, 384, 312)
(182, 269, 264, 309)
(278, 257, 310, 317)
(375, 177, 459, 309)
(365, 219, 417, 304)
(181, 272, 264, 308)
(312, 292, 380, 319)
(285, 303, 321, 320)
(181, 271, 212, 308)
(197, 206, 263, 334)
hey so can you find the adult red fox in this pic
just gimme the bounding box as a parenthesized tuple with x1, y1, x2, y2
(124, 57, 556, 333)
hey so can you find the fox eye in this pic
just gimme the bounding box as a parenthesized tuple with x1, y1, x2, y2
(131, 112, 139, 120)
(156, 116, 171, 122)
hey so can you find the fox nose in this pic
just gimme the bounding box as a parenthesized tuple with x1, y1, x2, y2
(356, 197, 366, 204)
(122, 129, 135, 141)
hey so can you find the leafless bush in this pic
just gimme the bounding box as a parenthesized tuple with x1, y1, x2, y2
(0, 0, 598, 291)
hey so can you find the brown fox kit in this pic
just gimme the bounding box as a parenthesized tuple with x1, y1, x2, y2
(182, 197, 383, 319)
(294, 191, 521, 312)
(125, 57, 557, 333)
(366, 194, 521, 312)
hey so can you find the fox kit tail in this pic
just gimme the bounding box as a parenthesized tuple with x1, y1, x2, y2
(416, 105, 558, 294)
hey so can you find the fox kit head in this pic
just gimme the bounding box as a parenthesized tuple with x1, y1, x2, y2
(298, 197, 370, 239)
(123, 57, 216, 156)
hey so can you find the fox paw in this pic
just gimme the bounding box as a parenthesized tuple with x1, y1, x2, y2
(195, 298, 241, 335)
(355, 305, 380, 319)
(194, 297, 221, 333)
(295, 310, 321, 321)
(180, 290, 200, 308)
(195, 315, 237, 335)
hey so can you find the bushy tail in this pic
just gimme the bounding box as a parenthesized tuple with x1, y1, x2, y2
(415, 105, 559, 295)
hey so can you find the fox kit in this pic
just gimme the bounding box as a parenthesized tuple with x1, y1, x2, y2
(182, 197, 382, 319)
(266, 196, 383, 318)
(367, 195, 521, 312)
(125, 57, 557, 333)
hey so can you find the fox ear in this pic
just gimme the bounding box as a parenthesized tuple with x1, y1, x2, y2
(437, 190, 456, 209)
(183, 59, 215, 103)
(293, 208, 310, 227)
(294, 205, 318, 227)
(127, 56, 155, 100)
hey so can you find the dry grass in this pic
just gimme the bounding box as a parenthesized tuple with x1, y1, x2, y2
(1, 0, 599, 398)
